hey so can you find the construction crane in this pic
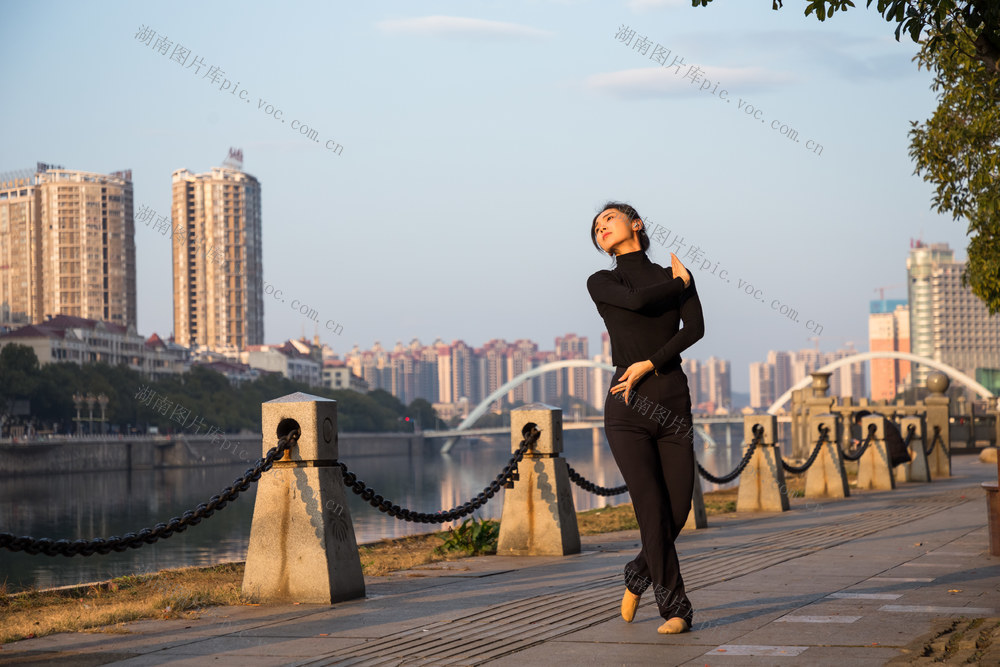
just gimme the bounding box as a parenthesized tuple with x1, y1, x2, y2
(873, 284, 905, 312)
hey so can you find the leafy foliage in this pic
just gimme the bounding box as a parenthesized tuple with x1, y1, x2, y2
(909, 15, 1000, 313)
(434, 516, 500, 556)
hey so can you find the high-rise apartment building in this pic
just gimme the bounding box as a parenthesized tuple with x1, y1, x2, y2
(449, 340, 477, 404)
(171, 158, 262, 354)
(767, 350, 794, 399)
(868, 299, 910, 400)
(556, 333, 590, 406)
(749, 361, 775, 409)
(703, 356, 732, 411)
(506, 339, 537, 405)
(930, 259, 1000, 384)
(683, 357, 732, 412)
(907, 241, 954, 386)
(0, 163, 136, 327)
(827, 345, 867, 398)
(905, 240, 1000, 389)
(682, 358, 702, 405)
(591, 332, 613, 411)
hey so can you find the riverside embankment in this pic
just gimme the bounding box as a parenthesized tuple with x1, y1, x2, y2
(0, 433, 428, 476)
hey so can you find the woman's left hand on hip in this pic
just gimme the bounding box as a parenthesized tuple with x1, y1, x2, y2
(611, 360, 655, 403)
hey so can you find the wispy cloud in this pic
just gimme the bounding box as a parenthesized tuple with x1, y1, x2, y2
(678, 29, 920, 81)
(586, 65, 794, 99)
(376, 15, 552, 39)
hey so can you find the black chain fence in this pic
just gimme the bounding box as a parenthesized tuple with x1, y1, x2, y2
(333, 423, 540, 524)
(840, 422, 877, 461)
(781, 424, 829, 475)
(9, 412, 923, 560)
(565, 463, 628, 496)
(695, 425, 763, 485)
(0, 430, 301, 557)
(926, 425, 941, 456)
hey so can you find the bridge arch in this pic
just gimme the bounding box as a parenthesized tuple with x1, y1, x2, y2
(441, 360, 615, 453)
(766, 351, 995, 415)
(439, 360, 728, 453)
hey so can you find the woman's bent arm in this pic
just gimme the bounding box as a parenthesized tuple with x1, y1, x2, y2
(648, 277, 705, 370)
(587, 271, 685, 311)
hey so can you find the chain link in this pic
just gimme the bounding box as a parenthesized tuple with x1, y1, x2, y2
(0, 430, 301, 557)
(782, 424, 828, 474)
(564, 463, 628, 496)
(926, 425, 941, 456)
(841, 422, 876, 461)
(334, 424, 541, 523)
(696, 425, 763, 484)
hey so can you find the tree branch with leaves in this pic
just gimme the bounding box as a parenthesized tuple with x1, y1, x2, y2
(693, 1, 1000, 73)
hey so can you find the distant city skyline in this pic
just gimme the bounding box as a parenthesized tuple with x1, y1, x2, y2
(2, 164, 987, 402)
(0, 1, 978, 395)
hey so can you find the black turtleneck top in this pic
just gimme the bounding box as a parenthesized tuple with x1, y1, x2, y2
(587, 250, 705, 372)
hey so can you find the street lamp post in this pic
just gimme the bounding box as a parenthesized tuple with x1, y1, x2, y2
(97, 394, 109, 435)
(72, 392, 83, 436)
(85, 393, 96, 436)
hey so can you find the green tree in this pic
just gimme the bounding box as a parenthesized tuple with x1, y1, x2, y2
(908, 22, 1000, 313)
(366, 389, 405, 416)
(0, 344, 41, 418)
(405, 398, 440, 429)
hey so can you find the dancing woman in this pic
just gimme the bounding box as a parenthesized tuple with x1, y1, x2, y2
(587, 201, 705, 634)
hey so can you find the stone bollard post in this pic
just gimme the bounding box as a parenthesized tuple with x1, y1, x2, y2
(897, 416, 931, 484)
(497, 404, 580, 556)
(802, 372, 836, 459)
(923, 372, 952, 478)
(684, 460, 707, 531)
(857, 416, 896, 491)
(804, 413, 849, 499)
(737, 415, 789, 512)
(242, 392, 365, 604)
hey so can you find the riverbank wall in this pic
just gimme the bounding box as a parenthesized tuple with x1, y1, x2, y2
(0, 432, 437, 476)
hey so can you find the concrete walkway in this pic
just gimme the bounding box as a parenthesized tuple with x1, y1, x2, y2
(2, 456, 998, 666)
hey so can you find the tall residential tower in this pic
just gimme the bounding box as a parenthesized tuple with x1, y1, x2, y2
(906, 240, 1000, 389)
(171, 155, 262, 353)
(0, 163, 136, 327)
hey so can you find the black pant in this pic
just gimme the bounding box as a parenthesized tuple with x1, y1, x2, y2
(604, 364, 695, 625)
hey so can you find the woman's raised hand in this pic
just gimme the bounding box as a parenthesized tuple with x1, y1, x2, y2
(671, 252, 691, 287)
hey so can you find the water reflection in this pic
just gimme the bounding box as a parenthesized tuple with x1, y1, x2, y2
(0, 424, 742, 592)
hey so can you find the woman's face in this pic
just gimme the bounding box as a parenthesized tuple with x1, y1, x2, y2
(594, 208, 640, 255)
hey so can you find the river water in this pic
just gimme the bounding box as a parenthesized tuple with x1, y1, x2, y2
(0, 426, 744, 592)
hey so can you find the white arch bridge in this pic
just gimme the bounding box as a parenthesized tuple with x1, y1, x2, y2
(425, 354, 994, 453)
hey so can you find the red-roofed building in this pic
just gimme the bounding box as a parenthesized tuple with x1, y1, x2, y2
(0, 315, 187, 379)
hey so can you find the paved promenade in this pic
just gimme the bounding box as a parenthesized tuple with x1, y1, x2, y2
(2, 456, 998, 666)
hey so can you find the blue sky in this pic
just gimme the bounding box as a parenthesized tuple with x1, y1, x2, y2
(0, 0, 971, 392)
